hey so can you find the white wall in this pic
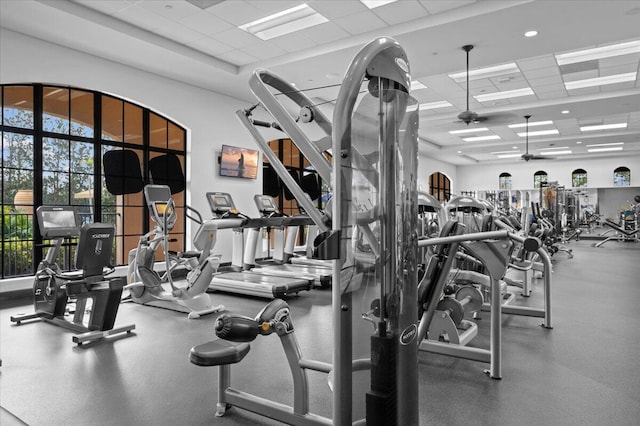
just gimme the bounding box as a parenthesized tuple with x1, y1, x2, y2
(418, 154, 458, 195)
(1, 29, 262, 270)
(456, 155, 640, 191)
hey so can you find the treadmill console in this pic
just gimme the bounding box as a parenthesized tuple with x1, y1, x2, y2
(207, 192, 236, 217)
(254, 194, 278, 216)
(36, 206, 80, 238)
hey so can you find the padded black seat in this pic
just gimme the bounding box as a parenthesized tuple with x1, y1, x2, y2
(190, 339, 250, 367)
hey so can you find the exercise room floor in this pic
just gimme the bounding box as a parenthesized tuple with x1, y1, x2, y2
(1, 238, 639, 426)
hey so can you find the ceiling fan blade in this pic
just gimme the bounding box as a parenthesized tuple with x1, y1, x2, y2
(477, 112, 517, 125)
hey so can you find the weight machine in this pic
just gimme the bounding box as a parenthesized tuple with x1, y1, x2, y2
(190, 37, 421, 425)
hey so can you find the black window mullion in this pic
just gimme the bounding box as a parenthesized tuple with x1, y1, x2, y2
(33, 84, 44, 267)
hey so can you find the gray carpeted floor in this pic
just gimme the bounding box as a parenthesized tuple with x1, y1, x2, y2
(1, 239, 639, 425)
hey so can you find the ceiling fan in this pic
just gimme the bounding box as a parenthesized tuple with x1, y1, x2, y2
(521, 115, 554, 161)
(457, 44, 514, 126)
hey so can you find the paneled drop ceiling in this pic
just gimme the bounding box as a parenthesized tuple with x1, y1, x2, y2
(1, 0, 639, 165)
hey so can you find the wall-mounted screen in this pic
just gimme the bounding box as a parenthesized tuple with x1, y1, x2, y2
(219, 145, 259, 179)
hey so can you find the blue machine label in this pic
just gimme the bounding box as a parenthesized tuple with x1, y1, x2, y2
(400, 323, 418, 345)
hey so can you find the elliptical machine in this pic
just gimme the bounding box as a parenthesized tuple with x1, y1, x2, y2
(11, 206, 135, 345)
(126, 184, 224, 319)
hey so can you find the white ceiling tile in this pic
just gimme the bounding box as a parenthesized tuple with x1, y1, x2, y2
(562, 69, 599, 82)
(531, 84, 566, 94)
(567, 87, 600, 96)
(209, 0, 264, 25)
(137, 0, 201, 21)
(528, 75, 564, 86)
(212, 27, 262, 49)
(520, 67, 561, 79)
(518, 55, 558, 71)
(269, 33, 317, 53)
(419, 0, 476, 15)
(308, 0, 368, 20)
(154, 21, 207, 44)
(74, 0, 133, 15)
(179, 10, 234, 35)
(599, 52, 640, 68)
(113, 5, 166, 31)
(373, 1, 429, 25)
(189, 36, 235, 56)
(333, 10, 387, 35)
(536, 91, 563, 100)
(600, 64, 639, 75)
(246, 1, 305, 13)
(599, 81, 637, 92)
(240, 40, 288, 61)
(217, 49, 258, 66)
(299, 22, 351, 45)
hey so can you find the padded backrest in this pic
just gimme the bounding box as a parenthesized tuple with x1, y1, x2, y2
(262, 163, 282, 198)
(417, 220, 460, 307)
(103, 149, 144, 195)
(300, 172, 322, 201)
(75, 222, 115, 278)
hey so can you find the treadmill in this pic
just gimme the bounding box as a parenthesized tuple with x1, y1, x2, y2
(205, 192, 314, 298)
(245, 195, 332, 287)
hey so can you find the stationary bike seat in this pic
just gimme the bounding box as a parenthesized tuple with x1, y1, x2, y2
(189, 339, 250, 367)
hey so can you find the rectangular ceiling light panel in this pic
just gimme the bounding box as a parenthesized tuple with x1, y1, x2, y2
(474, 87, 535, 102)
(585, 142, 624, 147)
(496, 153, 522, 158)
(540, 150, 572, 155)
(588, 147, 624, 152)
(564, 72, 637, 90)
(555, 40, 640, 65)
(449, 63, 519, 83)
(462, 135, 501, 142)
(361, 0, 398, 9)
(449, 127, 489, 134)
(410, 80, 427, 90)
(239, 4, 328, 40)
(508, 120, 554, 129)
(580, 123, 627, 132)
(516, 129, 560, 137)
(419, 100, 452, 110)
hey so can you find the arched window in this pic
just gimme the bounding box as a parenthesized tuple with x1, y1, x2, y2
(499, 172, 512, 190)
(429, 172, 451, 203)
(1, 83, 187, 278)
(572, 168, 587, 187)
(613, 166, 631, 187)
(534, 170, 548, 189)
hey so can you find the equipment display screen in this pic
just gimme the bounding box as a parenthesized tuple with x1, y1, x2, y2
(41, 210, 76, 230)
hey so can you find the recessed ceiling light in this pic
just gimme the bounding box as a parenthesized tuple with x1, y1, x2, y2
(585, 142, 624, 147)
(457, 150, 462, 154)
(508, 120, 554, 129)
(360, 0, 397, 9)
(540, 146, 569, 150)
(462, 135, 501, 142)
(410, 80, 427, 91)
(555, 40, 640, 65)
(564, 72, 637, 90)
(561, 110, 570, 114)
(540, 150, 572, 156)
(419, 100, 453, 110)
(512, 146, 518, 149)
(497, 153, 523, 158)
(575, 141, 582, 144)
(449, 127, 489, 134)
(588, 147, 624, 153)
(492, 150, 520, 154)
(524, 30, 538, 37)
(517, 129, 560, 137)
(580, 123, 627, 131)
(448, 63, 519, 83)
(239, 4, 328, 40)
(474, 87, 535, 102)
